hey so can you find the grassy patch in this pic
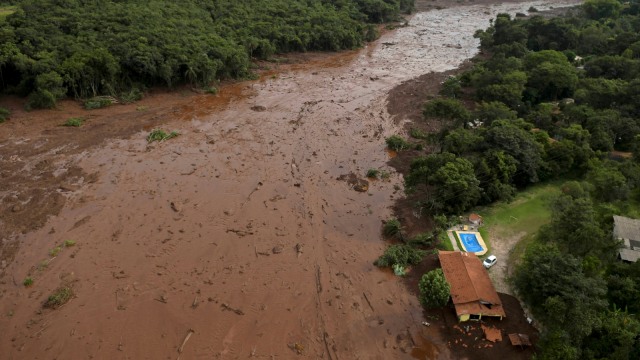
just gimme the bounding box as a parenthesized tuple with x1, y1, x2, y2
(49, 246, 62, 257)
(437, 230, 453, 251)
(43, 286, 73, 309)
(0, 6, 16, 20)
(474, 182, 561, 261)
(147, 129, 179, 143)
(63, 117, 84, 127)
(477, 183, 561, 238)
(0, 107, 10, 122)
(23, 277, 34, 287)
(64, 240, 76, 247)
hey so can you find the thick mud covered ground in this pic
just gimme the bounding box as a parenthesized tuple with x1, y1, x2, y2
(0, 1, 579, 359)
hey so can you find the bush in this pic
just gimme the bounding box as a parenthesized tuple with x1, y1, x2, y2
(0, 107, 10, 123)
(84, 98, 113, 110)
(147, 129, 179, 142)
(44, 287, 73, 308)
(375, 244, 426, 268)
(366, 168, 380, 178)
(63, 117, 84, 127)
(386, 135, 411, 151)
(23, 277, 34, 287)
(26, 90, 57, 110)
(419, 268, 451, 308)
(382, 218, 403, 238)
(423, 98, 470, 121)
(440, 76, 461, 98)
(119, 88, 144, 103)
(408, 232, 433, 246)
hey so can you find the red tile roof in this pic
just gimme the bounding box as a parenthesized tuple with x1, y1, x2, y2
(438, 251, 505, 318)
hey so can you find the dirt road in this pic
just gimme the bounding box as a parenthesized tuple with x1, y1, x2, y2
(0, 1, 579, 359)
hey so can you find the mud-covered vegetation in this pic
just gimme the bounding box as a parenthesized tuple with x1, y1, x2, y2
(387, 1, 640, 358)
(0, 0, 413, 109)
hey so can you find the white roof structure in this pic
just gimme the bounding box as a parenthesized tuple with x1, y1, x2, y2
(613, 216, 640, 262)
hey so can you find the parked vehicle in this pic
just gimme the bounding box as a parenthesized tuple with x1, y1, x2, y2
(483, 255, 497, 269)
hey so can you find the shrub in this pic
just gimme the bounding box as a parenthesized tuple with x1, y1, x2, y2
(440, 76, 461, 98)
(50, 246, 62, 257)
(0, 107, 10, 123)
(64, 240, 76, 247)
(119, 88, 144, 103)
(408, 232, 434, 246)
(419, 268, 451, 308)
(84, 98, 113, 110)
(375, 244, 426, 268)
(205, 86, 218, 95)
(27, 90, 57, 110)
(410, 127, 428, 139)
(366, 168, 380, 178)
(382, 218, 402, 238)
(63, 117, 84, 127)
(147, 129, 179, 142)
(423, 98, 470, 121)
(44, 287, 73, 308)
(23, 277, 34, 287)
(386, 135, 411, 151)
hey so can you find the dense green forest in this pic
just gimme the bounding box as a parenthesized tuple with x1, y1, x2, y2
(0, 0, 413, 109)
(385, 0, 640, 358)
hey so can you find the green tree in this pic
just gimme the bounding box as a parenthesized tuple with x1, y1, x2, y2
(583, 0, 622, 20)
(419, 268, 450, 308)
(406, 153, 481, 214)
(486, 120, 543, 185)
(514, 243, 607, 342)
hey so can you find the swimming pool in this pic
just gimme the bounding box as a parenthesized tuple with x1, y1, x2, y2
(455, 231, 488, 255)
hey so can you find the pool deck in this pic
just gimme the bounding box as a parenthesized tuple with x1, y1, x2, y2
(454, 230, 488, 256)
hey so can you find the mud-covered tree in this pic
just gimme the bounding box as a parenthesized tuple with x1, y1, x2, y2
(419, 268, 450, 308)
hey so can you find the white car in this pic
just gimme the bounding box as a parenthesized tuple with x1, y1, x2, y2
(483, 255, 497, 269)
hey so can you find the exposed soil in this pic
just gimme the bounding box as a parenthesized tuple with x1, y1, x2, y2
(0, 1, 580, 359)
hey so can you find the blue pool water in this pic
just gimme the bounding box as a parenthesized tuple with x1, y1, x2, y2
(459, 233, 483, 252)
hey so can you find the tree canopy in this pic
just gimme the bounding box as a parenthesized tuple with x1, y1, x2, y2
(0, 0, 414, 108)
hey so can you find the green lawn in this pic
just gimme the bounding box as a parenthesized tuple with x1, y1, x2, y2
(477, 182, 561, 238)
(437, 230, 454, 251)
(474, 182, 561, 263)
(0, 6, 16, 20)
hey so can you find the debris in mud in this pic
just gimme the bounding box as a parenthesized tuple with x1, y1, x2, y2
(112, 270, 128, 279)
(382, 42, 396, 46)
(272, 245, 283, 254)
(178, 329, 195, 354)
(295, 243, 303, 257)
(226, 228, 253, 237)
(337, 173, 369, 192)
(170, 201, 181, 212)
(250, 105, 266, 112)
(288, 342, 305, 355)
(221, 303, 244, 315)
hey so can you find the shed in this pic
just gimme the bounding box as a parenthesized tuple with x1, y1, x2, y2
(469, 213, 482, 226)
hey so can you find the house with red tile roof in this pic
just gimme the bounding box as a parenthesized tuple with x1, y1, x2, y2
(438, 251, 505, 322)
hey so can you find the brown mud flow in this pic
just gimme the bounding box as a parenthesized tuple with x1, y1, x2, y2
(0, 1, 580, 359)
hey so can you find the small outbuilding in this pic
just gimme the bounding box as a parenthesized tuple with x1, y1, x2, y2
(438, 251, 505, 322)
(468, 213, 483, 226)
(613, 215, 640, 263)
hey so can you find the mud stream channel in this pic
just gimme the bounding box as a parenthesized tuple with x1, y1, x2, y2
(0, 2, 579, 359)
